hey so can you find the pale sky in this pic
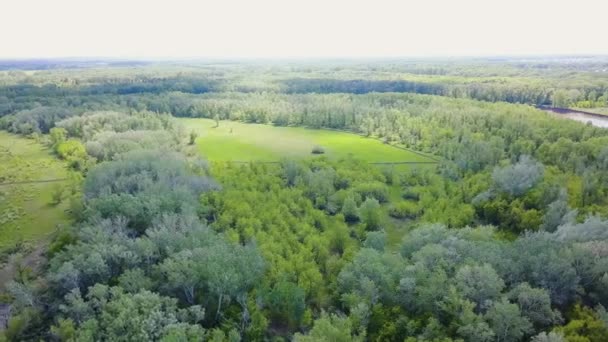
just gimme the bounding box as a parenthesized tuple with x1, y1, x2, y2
(1, 0, 607, 58)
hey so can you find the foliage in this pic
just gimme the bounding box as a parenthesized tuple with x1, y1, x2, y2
(3, 59, 608, 341)
(389, 201, 420, 219)
(555, 304, 608, 342)
(311, 145, 325, 154)
(56, 285, 205, 341)
(359, 198, 382, 230)
(293, 312, 364, 342)
(83, 150, 217, 231)
(492, 155, 544, 197)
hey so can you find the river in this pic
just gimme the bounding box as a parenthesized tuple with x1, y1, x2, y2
(538, 107, 608, 128)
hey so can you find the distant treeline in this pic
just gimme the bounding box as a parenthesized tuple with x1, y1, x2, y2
(282, 78, 608, 106)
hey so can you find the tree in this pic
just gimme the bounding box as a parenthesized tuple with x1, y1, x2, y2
(265, 281, 306, 329)
(338, 248, 402, 307)
(58, 285, 204, 342)
(555, 304, 608, 342)
(342, 195, 360, 223)
(388, 201, 420, 219)
(457, 320, 495, 342)
(160, 323, 205, 342)
(83, 150, 218, 231)
(51, 184, 65, 205)
(293, 312, 364, 342)
(160, 240, 264, 319)
(281, 159, 302, 187)
(200, 242, 265, 319)
(485, 299, 532, 342)
(56, 139, 88, 170)
(455, 264, 505, 312)
(49, 127, 67, 147)
(507, 233, 579, 306)
(359, 198, 382, 230)
(159, 250, 202, 305)
(492, 155, 544, 197)
(556, 216, 608, 243)
(189, 130, 198, 145)
(552, 90, 569, 107)
(360, 117, 375, 137)
(363, 231, 386, 252)
(508, 283, 560, 329)
(530, 332, 565, 342)
(541, 189, 574, 232)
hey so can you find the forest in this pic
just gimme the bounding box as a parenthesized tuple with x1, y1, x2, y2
(0, 57, 608, 342)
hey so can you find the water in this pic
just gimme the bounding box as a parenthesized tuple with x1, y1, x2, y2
(539, 108, 608, 128)
(558, 113, 608, 128)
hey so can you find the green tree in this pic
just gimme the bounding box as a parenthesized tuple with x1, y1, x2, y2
(342, 195, 360, 223)
(492, 155, 544, 197)
(530, 332, 565, 342)
(188, 130, 198, 145)
(508, 283, 560, 329)
(455, 264, 505, 313)
(265, 281, 306, 329)
(485, 299, 532, 342)
(293, 313, 363, 342)
(555, 304, 608, 342)
(359, 198, 382, 230)
(49, 127, 67, 147)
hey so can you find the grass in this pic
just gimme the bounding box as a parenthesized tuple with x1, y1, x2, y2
(0, 132, 71, 249)
(181, 118, 435, 249)
(180, 118, 436, 163)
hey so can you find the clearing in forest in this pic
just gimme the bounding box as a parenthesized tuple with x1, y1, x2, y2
(180, 118, 436, 163)
(0, 132, 71, 250)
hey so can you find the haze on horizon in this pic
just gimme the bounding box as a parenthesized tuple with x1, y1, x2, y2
(1, 0, 607, 59)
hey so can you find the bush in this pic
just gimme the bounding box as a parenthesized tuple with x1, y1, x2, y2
(388, 201, 420, 219)
(342, 195, 360, 223)
(50, 184, 64, 205)
(56, 139, 89, 170)
(354, 182, 390, 203)
(360, 197, 382, 230)
(311, 145, 325, 154)
(189, 130, 198, 145)
(402, 189, 420, 201)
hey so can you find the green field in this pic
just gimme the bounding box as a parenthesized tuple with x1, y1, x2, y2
(0, 132, 71, 249)
(180, 118, 436, 163)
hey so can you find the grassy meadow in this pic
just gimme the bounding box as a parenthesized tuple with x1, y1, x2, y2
(0, 132, 71, 249)
(180, 118, 436, 163)
(180, 118, 436, 247)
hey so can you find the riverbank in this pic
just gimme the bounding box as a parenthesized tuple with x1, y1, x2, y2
(537, 106, 608, 128)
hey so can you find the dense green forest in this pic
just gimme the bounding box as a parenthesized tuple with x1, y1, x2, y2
(1, 57, 608, 341)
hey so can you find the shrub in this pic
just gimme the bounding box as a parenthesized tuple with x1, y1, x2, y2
(360, 197, 382, 230)
(50, 184, 64, 205)
(56, 140, 89, 170)
(388, 201, 420, 219)
(354, 182, 390, 203)
(402, 189, 420, 201)
(311, 145, 325, 154)
(189, 130, 198, 145)
(342, 195, 360, 223)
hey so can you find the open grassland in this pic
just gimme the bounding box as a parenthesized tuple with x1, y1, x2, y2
(180, 118, 437, 163)
(0, 132, 71, 249)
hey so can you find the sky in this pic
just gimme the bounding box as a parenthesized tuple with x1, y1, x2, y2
(1, 0, 607, 59)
